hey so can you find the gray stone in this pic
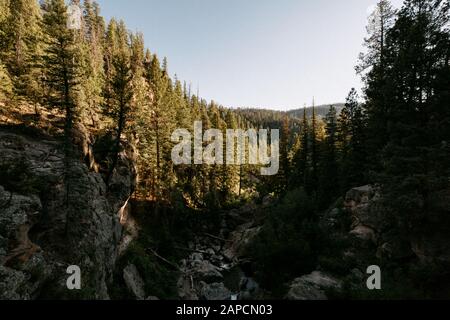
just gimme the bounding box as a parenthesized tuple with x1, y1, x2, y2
(223, 224, 261, 261)
(200, 282, 231, 301)
(177, 275, 198, 300)
(349, 225, 377, 245)
(123, 264, 146, 300)
(286, 271, 342, 300)
(0, 129, 135, 300)
(191, 260, 223, 283)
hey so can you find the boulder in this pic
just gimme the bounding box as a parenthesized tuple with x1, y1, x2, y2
(123, 264, 146, 300)
(191, 260, 223, 283)
(350, 225, 377, 246)
(190, 253, 203, 263)
(286, 271, 342, 300)
(223, 223, 261, 261)
(345, 185, 374, 206)
(200, 282, 231, 301)
(177, 275, 198, 300)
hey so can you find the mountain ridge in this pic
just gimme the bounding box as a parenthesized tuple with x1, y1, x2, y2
(234, 103, 345, 120)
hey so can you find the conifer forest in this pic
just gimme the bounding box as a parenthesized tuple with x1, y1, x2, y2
(0, 0, 449, 303)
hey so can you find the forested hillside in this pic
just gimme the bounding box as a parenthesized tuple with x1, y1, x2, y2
(246, 0, 450, 298)
(0, 0, 261, 210)
(0, 0, 449, 300)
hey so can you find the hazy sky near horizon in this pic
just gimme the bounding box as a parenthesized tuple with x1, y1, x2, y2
(95, 0, 404, 110)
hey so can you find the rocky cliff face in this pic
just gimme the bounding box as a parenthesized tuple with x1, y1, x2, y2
(342, 185, 450, 265)
(0, 127, 136, 299)
(286, 185, 450, 300)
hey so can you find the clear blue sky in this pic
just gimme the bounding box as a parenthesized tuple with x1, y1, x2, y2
(95, 0, 404, 110)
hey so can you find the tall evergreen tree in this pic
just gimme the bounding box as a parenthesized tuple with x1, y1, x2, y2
(275, 116, 291, 194)
(291, 106, 309, 188)
(318, 106, 339, 207)
(41, 0, 86, 236)
(0, 60, 12, 101)
(224, 109, 241, 197)
(357, 0, 396, 74)
(361, 0, 397, 171)
(42, 0, 80, 153)
(3, 0, 43, 109)
(338, 88, 367, 191)
(81, 0, 105, 127)
(0, 0, 11, 100)
(105, 20, 133, 182)
(305, 102, 319, 195)
(142, 53, 177, 200)
(129, 32, 149, 126)
(103, 18, 118, 121)
(0, 0, 9, 44)
(377, 0, 450, 233)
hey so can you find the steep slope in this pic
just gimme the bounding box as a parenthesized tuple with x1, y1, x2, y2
(0, 125, 136, 299)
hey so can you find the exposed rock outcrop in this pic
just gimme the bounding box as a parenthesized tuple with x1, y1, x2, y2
(0, 129, 136, 299)
(223, 223, 262, 262)
(307, 184, 450, 299)
(123, 264, 146, 300)
(199, 282, 231, 300)
(177, 207, 263, 300)
(286, 271, 342, 300)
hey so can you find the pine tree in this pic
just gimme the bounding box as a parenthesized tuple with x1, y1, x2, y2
(291, 106, 309, 188)
(173, 76, 191, 129)
(199, 98, 214, 207)
(81, 0, 105, 127)
(42, 0, 80, 153)
(129, 32, 149, 125)
(41, 0, 86, 236)
(183, 95, 205, 206)
(0, 0, 10, 101)
(318, 106, 339, 207)
(275, 116, 290, 194)
(305, 102, 319, 195)
(357, 0, 396, 74)
(105, 20, 133, 182)
(3, 0, 43, 109)
(0, 0, 9, 43)
(103, 18, 118, 121)
(361, 0, 397, 171)
(167, 76, 193, 201)
(0, 60, 12, 101)
(142, 53, 177, 200)
(338, 88, 367, 191)
(224, 109, 241, 197)
(376, 0, 450, 233)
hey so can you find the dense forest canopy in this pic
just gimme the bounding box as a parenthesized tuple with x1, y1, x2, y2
(0, 0, 449, 300)
(0, 0, 354, 209)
